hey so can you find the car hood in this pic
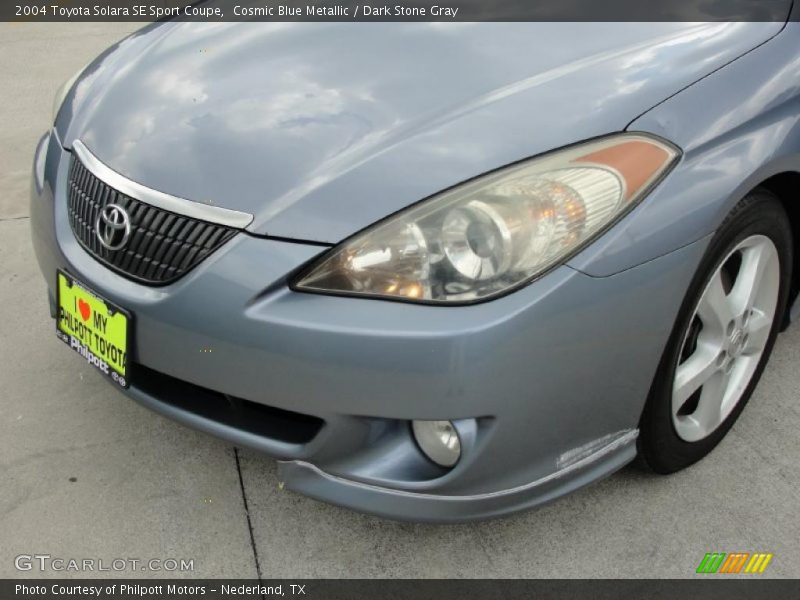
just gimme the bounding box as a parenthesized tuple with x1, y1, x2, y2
(61, 22, 783, 242)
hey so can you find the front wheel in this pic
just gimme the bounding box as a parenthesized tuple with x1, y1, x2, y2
(638, 189, 792, 473)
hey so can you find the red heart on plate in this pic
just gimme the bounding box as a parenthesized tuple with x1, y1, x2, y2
(78, 299, 91, 322)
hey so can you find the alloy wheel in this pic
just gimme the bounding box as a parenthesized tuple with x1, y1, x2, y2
(672, 234, 780, 442)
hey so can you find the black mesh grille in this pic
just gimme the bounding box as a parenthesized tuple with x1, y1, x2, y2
(67, 155, 237, 285)
(133, 363, 325, 444)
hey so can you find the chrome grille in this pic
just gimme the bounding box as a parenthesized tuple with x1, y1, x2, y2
(66, 154, 237, 285)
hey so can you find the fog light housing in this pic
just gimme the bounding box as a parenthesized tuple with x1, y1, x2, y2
(412, 420, 461, 467)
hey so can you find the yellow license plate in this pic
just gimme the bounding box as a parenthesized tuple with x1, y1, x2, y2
(56, 271, 131, 388)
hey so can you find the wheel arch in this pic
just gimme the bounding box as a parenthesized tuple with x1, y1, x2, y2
(756, 171, 800, 326)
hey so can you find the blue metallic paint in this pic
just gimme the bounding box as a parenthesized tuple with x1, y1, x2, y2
(58, 23, 782, 245)
(32, 22, 800, 520)
(573, 21, 800, 277)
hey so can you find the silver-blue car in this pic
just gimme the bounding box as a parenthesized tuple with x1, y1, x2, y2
(31, 20, 800, 521)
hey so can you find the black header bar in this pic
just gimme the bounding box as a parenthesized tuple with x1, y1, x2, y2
(4, 0, 796, 22)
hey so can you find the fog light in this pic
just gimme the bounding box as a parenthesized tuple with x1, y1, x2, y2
(412, 420, 461, 467)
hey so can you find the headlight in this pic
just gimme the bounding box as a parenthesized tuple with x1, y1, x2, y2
(293, 133, 679, 304)
(52, 63, 90, 124)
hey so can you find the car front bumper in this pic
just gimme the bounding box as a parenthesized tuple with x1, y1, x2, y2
(31, 131, 709, 521)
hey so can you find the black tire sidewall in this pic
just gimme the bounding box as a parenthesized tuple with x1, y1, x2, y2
(638, 190, 793, 473)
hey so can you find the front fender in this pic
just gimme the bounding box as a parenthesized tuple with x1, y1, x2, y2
(566, 22, 800, 278)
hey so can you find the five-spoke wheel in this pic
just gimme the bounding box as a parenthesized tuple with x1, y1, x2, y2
(638, 190, 792, 473)
(672, 235, 780, 442)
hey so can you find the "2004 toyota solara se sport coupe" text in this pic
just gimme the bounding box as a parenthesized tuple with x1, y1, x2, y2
(31, 18, 800, 521)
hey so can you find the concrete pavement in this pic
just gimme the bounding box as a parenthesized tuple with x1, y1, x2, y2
(1, 23, 798, 579)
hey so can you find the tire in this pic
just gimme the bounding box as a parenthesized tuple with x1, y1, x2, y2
(638, 189, 793, 474)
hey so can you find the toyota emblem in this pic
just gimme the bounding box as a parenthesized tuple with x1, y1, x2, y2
(95, 204, 132, 251)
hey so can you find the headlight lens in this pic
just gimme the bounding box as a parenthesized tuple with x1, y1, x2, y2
(52, 63, 90, 123)
(294, 134, 678, 303)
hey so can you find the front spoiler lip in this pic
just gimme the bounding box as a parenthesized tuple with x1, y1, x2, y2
(277, 430, 639, 522)
(117, 366, 638, 522)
